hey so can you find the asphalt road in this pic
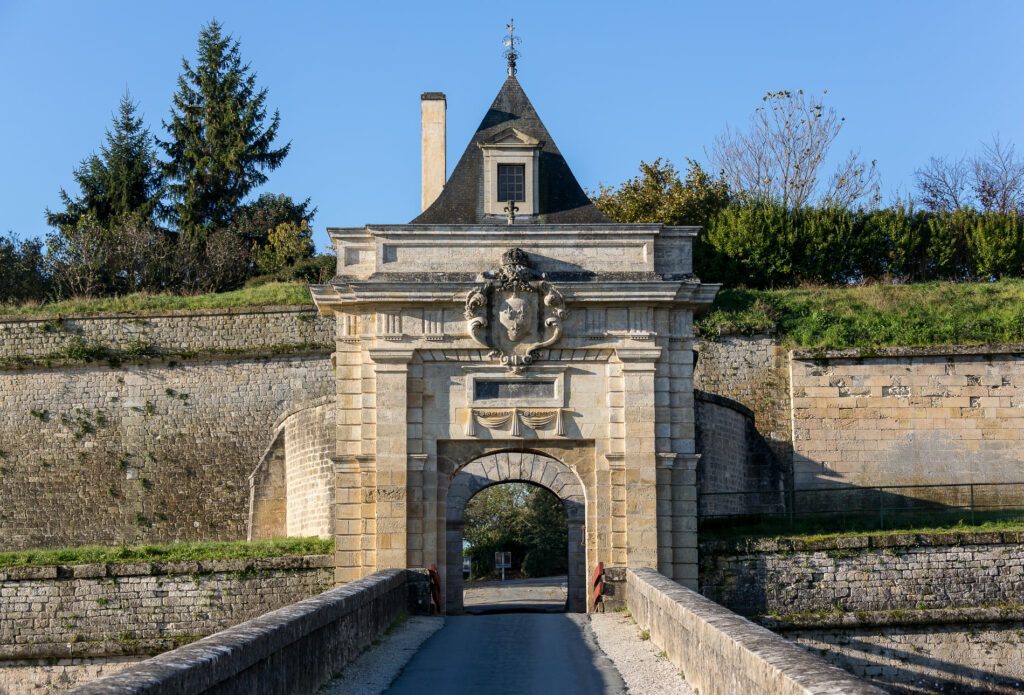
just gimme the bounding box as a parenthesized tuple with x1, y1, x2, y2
(382, 613, 627, 695)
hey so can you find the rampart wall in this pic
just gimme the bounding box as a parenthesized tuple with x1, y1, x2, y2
(700, 531, 1024, 616)
(0, 307, 334, 550)
(0, 555, 333, 694)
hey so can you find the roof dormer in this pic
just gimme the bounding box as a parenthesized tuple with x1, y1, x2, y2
(411, 76, 610, 225)
(478, 127, 544, 218)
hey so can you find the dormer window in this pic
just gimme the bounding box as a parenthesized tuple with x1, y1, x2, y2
(498, 164, 525, 202)
(479, 127, 543, 217)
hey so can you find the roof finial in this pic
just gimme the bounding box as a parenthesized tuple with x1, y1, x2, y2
(503, 19, 520, 77)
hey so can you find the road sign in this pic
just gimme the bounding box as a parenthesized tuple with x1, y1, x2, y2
(495, 551, 512, 581)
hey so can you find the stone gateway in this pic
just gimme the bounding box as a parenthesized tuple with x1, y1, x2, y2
(294, 74, 716, 612)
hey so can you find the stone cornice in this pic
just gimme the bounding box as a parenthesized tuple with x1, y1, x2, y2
(312, 280, 719, 309)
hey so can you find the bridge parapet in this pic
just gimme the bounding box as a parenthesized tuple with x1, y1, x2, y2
(625, 567, 884, 695)
(66, 568, 430, 695)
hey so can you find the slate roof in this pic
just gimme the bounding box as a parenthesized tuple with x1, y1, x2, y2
(411, 76, 611, 225)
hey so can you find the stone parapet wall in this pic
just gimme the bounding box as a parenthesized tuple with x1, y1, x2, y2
(700, 532, 1024, 617)
(64, 568, 427, 695)
(626, 567, 883, 695)
(0, 555, 334, 694)
(0, 305, 332, 359)
(0, 353, 333, 549)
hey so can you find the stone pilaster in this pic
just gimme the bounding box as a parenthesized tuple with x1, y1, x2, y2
(368, 347, 415, 570)
(332, 455, 363, 583)
(616, 346, 661, 570)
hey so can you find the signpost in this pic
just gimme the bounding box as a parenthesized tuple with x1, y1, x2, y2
(495, 551, 512, 581)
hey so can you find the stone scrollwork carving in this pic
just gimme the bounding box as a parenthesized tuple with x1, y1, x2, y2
(464, 248, 567, 373)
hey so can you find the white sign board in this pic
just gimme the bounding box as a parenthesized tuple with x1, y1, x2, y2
(463, 557, 471, 573)
(495, 551, 512, 569)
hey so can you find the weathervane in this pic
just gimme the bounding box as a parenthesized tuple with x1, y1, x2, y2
(503, 19, 520, 77)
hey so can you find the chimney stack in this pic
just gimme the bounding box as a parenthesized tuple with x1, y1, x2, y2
(420, 92, 446, 211)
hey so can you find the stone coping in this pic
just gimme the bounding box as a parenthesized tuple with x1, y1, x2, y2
(702, 530, 1024, 555)
(791, 343, 1024, 360)
(0, 304, 317, 323)
(627, 567, 884, 695)
(0, 554, 332, 581)
(0, 638, 197, 661)
(64, 568, 417, 695)
(762, 605, 1024, 631)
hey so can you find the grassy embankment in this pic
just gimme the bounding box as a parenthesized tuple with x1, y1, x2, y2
(0, 281, 312, 316)
(0, 537, 334, 567)
(696, 279, 1024, 348)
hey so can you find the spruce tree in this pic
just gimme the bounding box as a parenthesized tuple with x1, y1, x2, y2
(159, 20, 290, 236)
(46, 91, 163, 230)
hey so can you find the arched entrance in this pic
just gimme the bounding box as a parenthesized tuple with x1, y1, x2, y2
(445, 451, 586, 614)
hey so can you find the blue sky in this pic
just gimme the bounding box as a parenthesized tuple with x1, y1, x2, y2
(2, 0, 1022, 252)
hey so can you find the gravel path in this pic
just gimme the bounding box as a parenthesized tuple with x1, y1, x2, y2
(317, 616, 444, 695)
(590, 611, 696, 695)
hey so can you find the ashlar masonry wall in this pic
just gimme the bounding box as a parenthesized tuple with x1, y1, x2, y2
(790, 345, 1024, 505)
(0, 306, 334, 550)
(0, 555, 333, 695)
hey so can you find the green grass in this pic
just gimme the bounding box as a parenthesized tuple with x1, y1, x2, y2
(0, 537, 334, 567)
(697, 280, 1024, 348)
(701, 510, 1024, 544)
(0, 281, 312, 316)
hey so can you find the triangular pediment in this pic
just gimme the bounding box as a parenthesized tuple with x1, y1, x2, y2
(480, 127, 543, 148)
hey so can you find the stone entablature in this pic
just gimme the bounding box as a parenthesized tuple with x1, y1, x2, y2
(319, 225, 702, 282)
(313, 223, 719, 611)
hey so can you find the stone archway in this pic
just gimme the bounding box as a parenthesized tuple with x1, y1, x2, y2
(445, 450, 587, 614)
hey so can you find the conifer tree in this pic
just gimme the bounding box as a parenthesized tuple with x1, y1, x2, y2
(46, 91, 163, 230)
(159, 20, 289, 236)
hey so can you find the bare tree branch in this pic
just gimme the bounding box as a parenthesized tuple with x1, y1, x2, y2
(972, 134, 1024, 214)
(707, 90, 876, 209)
(913, 156, 970, 211)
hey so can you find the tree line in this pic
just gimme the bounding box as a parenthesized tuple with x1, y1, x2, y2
(1, 20, 327, 304)
(592, 90, 1024, 288)
(463, 483, 568, 578)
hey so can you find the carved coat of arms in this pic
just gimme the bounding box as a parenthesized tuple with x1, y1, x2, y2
(465, 248, 567, 373)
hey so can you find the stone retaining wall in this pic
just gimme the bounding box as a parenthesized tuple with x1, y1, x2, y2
(700, 532, 1024, 617)
(790, 345, 1024, 506)
(786, 618, 1024, 694)
(0, 305, 332, 360)
(0, 555, 334, 694)
(694, 335, 792, 471)
(64, 568, 428, 695)
(626, 567, 883, 695)
(695, 391, 782, 517)
(0, 352, 333, 549)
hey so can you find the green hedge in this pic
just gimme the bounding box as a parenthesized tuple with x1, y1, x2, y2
(699, 203, 1024, 288)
